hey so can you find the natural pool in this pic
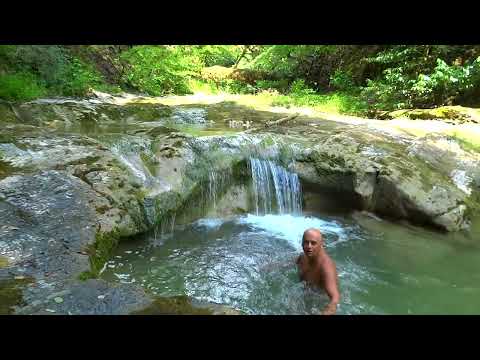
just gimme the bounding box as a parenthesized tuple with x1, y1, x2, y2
(101, 193, 480, 315)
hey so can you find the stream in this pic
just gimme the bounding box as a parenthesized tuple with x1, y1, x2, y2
(101, 148, 480, 315)
(3, 98, 480, 315)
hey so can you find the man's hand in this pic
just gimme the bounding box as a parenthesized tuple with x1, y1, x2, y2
(321, 302, 338, 315)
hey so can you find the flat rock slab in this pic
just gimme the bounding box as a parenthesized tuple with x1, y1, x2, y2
(15, 279, 154, 315)
(0, 170, 97, 280)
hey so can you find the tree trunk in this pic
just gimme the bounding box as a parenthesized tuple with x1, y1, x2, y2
(234, 46, 249, 69)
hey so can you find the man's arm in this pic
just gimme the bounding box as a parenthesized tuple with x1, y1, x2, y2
(320, 262, 340, 315)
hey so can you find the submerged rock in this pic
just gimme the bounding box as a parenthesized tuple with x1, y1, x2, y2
(130, 295, 241, 315)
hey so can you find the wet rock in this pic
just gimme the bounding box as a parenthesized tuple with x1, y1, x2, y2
(0, 101, 19, 124)
(15, 101, 172, 128)
(0, 277, 33, 314)
(0, 171, 97, 278)
(131, 295, 240, 315)
(385, 106, 480, 124)
(0, 136, 101, 172)
(169, 107, 207, 124)
(289, 125, 478, 231)
(37, 279, 154, 315)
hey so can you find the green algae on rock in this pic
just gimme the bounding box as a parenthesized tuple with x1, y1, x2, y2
(0, 277, 33, 315)
(130, 295, 242, 315)
(0, 256, 9, 268)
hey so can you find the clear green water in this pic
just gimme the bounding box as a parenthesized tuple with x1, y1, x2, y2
(48, 103, 270, 138)
(101, 204, 480, 315)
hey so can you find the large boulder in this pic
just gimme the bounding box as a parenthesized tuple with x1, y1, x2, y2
(285, 122, 479, 231)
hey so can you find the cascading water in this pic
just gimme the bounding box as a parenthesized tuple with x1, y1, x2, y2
(206, 168, 233, 211)
(108, 136, 156, 187)
(249, 158, 302, 215)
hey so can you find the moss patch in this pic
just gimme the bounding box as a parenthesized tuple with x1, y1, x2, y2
(0, 256, 9, 268)
(98, 103, 172, 122)
(131, 295, 214, 315)
(388, 106, 480, 124)
(0, 277, 33, 315)
(85, 230, 122, 277)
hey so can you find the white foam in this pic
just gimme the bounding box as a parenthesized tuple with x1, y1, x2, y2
(236, 214, 347, 251)
(450, 169, 472, 195)
(194, 218, 224, 229)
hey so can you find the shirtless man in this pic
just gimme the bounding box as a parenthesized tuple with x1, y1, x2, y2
(297, 228, 340, 315)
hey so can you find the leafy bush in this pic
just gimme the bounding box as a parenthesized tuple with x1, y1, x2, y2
(362, 56, 480, 110)
(330, 69, 356, 91)
(193, 45, 241, 67)
(0, 72, 47, 101)
(121, 46, 203, 96)
(217, 79, 256, 94)
(0, 45, 109, 99)
(255, 79, 290, 92)
(60, 57, 105, 96)
(289, 79, 316, 96)
(411, 58, 480, 106)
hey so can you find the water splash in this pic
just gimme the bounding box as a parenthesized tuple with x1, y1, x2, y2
(237, 214, 347, 252)
(249, 158, 302, 215)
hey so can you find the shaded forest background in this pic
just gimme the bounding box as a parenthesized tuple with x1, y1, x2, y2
(1, 45, 480, 116)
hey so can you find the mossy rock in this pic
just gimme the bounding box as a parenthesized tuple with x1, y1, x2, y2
(131, 295, 214, 315)
(97, 103, 172, 122)
(0, 102, 18, 123)
(0, 277, 33, 315)
(388, 106, 480, 124)
(146, 125, 175, 137)
(0, 256, 9, 268)
(86, 230, 122, 276)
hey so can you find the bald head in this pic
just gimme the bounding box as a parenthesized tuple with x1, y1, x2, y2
(302, 228, 323, 242)
(301, 228, 324, 258)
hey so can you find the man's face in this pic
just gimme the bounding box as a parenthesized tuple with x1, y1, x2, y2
(302, 231, 322, 258)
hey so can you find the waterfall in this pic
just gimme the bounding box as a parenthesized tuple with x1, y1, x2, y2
(206, 168, 232, 211)
(249, 158, 302, 215)
(209, 170, 217, 209)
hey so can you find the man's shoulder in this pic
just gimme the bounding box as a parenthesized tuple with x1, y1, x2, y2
(320, 254, 336, 269)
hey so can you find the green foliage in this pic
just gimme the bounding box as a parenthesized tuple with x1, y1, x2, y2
(0, 45, 69, 88)
(412, 58, 480, 105)
(248, 45, 335, 75)
(362, 56, 480, 110)
(330, 69, 356, 91)
(219, 79, 256, 94)
(271, 88, 368, 115)
(192, 45, 241, 67)
(188, 78, 220, 94)
(121, 45, 203, 96)
(0, 45, 110, 100)
(289, 79, 316, 96)
(60, 57, 105, 96)
(2, 44, 480, 113)
(255, 79, 290, 92)
(0, 72, 47, 101)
